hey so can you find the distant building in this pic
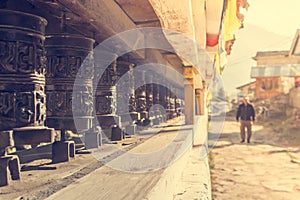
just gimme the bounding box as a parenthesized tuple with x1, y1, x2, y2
(251, 30, 300, 99)
(236, 81, 256, 101)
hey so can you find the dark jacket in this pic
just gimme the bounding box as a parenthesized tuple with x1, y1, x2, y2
(236, 103, 255, 121)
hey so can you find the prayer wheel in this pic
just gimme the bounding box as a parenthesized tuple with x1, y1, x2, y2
(0, 9, 47, 130)
(45, 34, 95, 133)
(0, 9, 55, 146)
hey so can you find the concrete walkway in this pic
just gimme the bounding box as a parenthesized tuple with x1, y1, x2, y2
(44, 116, 211, 200)
(210, 119, 300, 200)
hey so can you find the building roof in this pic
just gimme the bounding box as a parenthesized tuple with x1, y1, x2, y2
(251, 64, 300, 78)
(236, 81, 256, 89)
(289, 29, 300, 56)
(252, 51, 289, 60)
(253, 30, 300, 60)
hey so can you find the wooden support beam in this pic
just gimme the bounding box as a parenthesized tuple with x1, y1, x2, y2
(56, 0, 135, 39)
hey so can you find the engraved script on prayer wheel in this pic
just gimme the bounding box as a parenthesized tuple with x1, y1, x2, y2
(0, 9, 48, 131)
(45, 34, 94, 133)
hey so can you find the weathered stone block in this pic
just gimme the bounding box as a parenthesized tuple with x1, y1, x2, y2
(124, 125, 136, 135)
(0, 131, 14, 150)
(111, 126, 123, 141)
(152, 118, 160, 125)
(0, 156, 10, 187)
(97, 115, 120, 130)
(52, 141, 75, 164)
(13, 126, 55, 146)
(0, 155, 20, 187)
(84, 127, 102, 149)
(7, 155, 20, 180)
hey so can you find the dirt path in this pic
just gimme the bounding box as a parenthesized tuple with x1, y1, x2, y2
(210, 117, 300, 200)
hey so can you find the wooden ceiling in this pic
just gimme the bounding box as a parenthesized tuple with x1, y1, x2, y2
(1, 0, 184, 81)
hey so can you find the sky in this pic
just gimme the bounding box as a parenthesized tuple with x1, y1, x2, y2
(244, 0, 300, 37)
(222, 0, 300, 97)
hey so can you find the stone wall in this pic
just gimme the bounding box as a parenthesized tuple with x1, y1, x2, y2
(289, 87, 300, 109)
(254, 87, 300, 121)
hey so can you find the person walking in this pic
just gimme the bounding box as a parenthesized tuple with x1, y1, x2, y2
(236, 97, 255, 143)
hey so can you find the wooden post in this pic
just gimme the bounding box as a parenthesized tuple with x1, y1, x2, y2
(184, 66, 195, 125)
